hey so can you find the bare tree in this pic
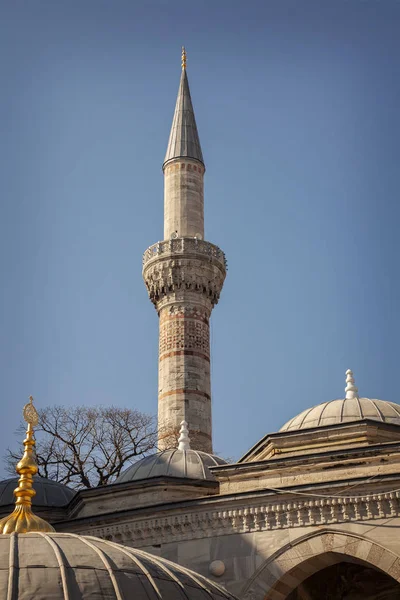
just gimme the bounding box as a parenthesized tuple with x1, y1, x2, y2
(5, 406, 157, 489)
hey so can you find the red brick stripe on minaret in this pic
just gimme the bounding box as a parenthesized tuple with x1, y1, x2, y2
(158, 389, 211, 401)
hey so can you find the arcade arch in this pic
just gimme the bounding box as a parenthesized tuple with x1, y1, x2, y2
(241, 530, 400, 600)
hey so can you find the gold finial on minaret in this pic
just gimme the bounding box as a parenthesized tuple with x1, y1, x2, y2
(181, 46, 187, 70)
(0, 396, 54, 533)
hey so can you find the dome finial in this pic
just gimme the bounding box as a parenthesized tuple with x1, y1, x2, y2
(178, 420, 191, 451)
(181, 46, 187, 70)
(0, 396, 54, 533)
(345, 369, 359, 399)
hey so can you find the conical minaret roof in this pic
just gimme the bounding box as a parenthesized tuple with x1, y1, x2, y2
(163, 48, 204, 168)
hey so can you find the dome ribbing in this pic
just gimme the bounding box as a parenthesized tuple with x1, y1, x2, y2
(116, 448, 226, 483)
(280, 397, 400, 432)
(0, 532, 237, 600)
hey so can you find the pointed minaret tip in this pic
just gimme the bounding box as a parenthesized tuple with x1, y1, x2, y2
(345, 369, 359, 399)
(181, 46, 187, 70)
(178, 420, 191, 451)
(163, 47, 204, 168)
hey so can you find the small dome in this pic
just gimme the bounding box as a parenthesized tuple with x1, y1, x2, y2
(280, 397, 400, 432)
(116, 449, 227, 483)
(0, 477, 75, 508)
(0, 532, 237, 599)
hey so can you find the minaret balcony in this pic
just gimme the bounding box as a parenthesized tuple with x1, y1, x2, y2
(142, 237, 227, 308)
(142, 237, 227, 270)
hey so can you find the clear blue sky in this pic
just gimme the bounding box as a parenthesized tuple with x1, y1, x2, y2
(0, 1, 399, 471)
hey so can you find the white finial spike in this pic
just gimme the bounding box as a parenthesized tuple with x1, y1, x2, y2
(345, 369, 359, 399)
(178, 421, 191, 451)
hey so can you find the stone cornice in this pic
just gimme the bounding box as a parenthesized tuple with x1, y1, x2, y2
(58, 484, 400, 547)
(55, 475, 400, 546)
(66, 476, 218, 516)
(211, 438, 400, 478)
(239, 419, 400, 463)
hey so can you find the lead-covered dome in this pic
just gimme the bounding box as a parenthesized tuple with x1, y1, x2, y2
(0, 476, 75, 508)
(281, 370, 400, 432)
(0, 532, 237, 599)
(281, 397, 400, 431)
(117, 448, 226, 483)
(117, 421, 226, 483)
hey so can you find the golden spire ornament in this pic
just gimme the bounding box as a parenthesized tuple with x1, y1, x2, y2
(0, 396, 54, 533)
(181, 46, 187, 70)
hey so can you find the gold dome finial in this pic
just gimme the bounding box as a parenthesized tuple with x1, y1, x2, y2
(0, 396, 54, 533)
(181, 46, 187, 70)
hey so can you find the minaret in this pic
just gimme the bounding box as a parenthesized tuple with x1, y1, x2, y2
(142, 48, 226, 452)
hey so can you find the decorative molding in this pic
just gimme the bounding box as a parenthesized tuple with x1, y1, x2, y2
(142, 239, 226, 308)
(73, 490, 400, 547)
(159, 311, 210, 357)
(143, 238, 226, 269)
(161, 305, 209, 321)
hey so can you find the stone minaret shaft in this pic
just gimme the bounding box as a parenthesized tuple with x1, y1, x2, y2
(143, 49, 226, 453)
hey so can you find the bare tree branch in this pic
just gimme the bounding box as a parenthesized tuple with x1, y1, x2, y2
(4, 406, 158, 490)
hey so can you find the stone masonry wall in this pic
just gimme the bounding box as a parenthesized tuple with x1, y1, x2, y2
(158, 302, 212, 451)
(164, 159, 205, 240)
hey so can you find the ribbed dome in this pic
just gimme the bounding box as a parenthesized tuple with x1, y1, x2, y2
(280, 397, 400, 432)
(0, 532, 236, 599)
(0, 477, 75, 507)
(116, 449, 226, 483)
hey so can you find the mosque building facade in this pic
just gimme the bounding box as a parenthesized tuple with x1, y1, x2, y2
(1, 49, 400, 599)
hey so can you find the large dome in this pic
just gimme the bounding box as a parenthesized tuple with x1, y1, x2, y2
(0, 532, 237, 599)
(280, 397, 400, 432)
(281, 370, 400, 432)
(117, 448, 227, 483)
(0, 476, 75, 507)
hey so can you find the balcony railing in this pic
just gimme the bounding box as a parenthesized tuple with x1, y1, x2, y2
(143, 237, 227, 270)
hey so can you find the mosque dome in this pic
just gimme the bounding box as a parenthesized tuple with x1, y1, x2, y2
(0, 406, 237, 600)
(0, 532, 237, 599)
(116, 421, 227, 483)
(280, 370, 400, 432)
(0, 477, 75, 508)
(117, 448, 226, 483)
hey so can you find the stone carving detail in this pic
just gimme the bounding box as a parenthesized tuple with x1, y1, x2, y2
(159, 313, 210, 355)
(75, 490, 400, 547)
(142, 238, 226, 308)
(143, 238, 227, 269)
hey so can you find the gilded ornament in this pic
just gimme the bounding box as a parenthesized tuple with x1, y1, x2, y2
(23, 395, 39, 426)
(181, 46, 187, 70)
(0, 396, 54, 533)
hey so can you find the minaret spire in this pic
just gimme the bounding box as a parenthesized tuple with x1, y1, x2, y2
(163, 49, 204, 187)
(162, 48, 204, 241)
(143, 51, 226, 452)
